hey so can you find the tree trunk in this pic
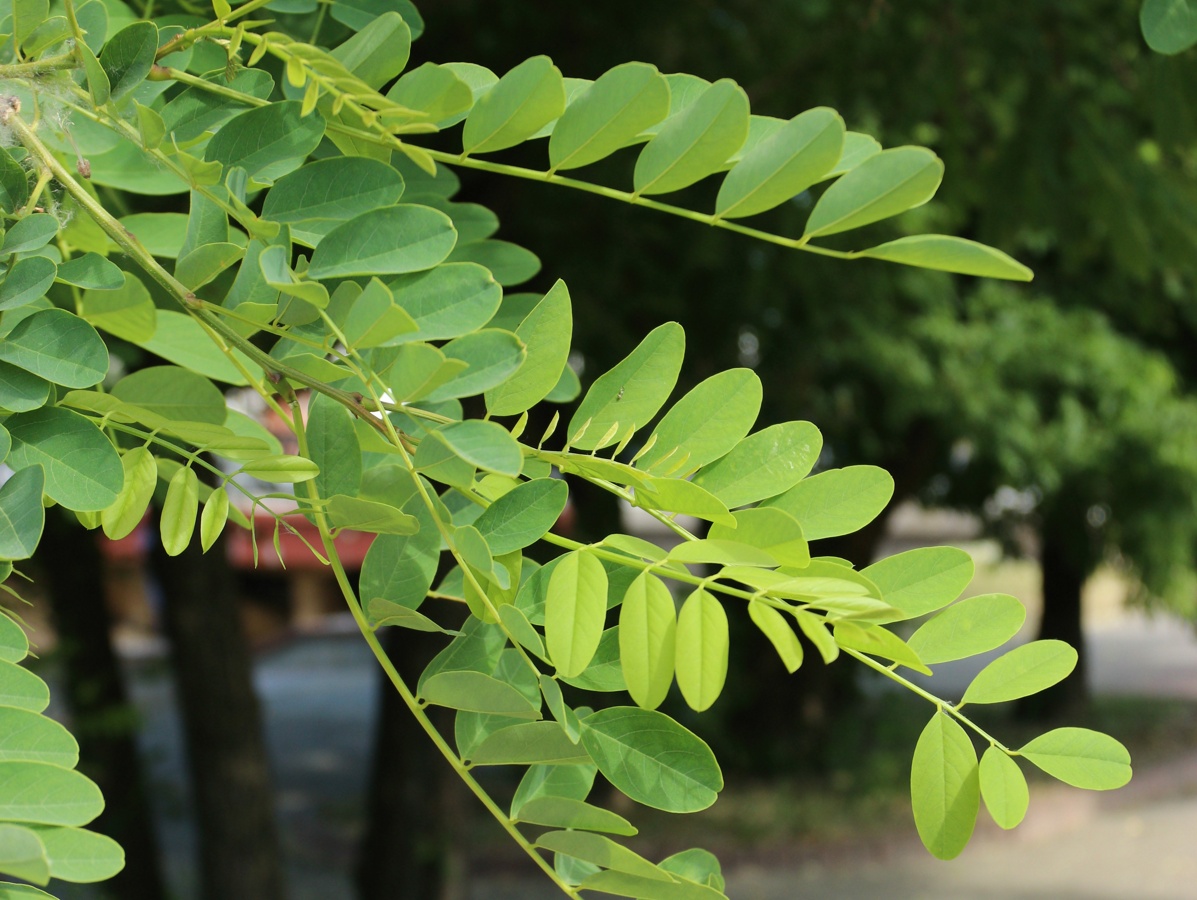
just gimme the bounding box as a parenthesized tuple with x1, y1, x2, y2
(1021, 508, 1090, 719)
(37, 515, 167, 900)
(355, 623, 457, 899)
(152, 537, 286, 900)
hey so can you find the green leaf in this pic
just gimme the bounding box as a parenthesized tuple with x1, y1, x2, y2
(469, 721, 591, 765)
(961, 640, 1078, 705)
(545, 550, 608, 678)
(261, 157, 405, 243)
(308, 205, 456, 279)
(0, 883, 57, 899)
(1141, 0, 1197, 54)
(859, 235, 1033, 281)
(55, 254, 123, 291)
(204, 101, 326, 183)
(500, 606, 546, 659)
(636, 369, 761, 475)
(833, 622, 931, 675)
(979, 747, 1028, 830)
(447, 239, 542, 286)
(658, 849, 724, 891)
(579, 707, 722, 813)
(101, 448, 156, 541)
(618, 572, 677, 711)
(160, 466, 199, 557)
(827, 132, 882, 177)
(907, 593, 1026, 665)
(634, 79, 750, 195)
(5, 408, 122, 511)
(568, 322, 684, 451)
(763, 465, 894, 541)
(359, 494, 439, 609)
(112, 365, 226, 424)
(0, 363, 50, 413)
(861, 546, 974, 621)
(691, 421, 823, 509)
(330, 11, 410, 89)
(0, 309, 107, 388)
(0, 615, 28, 664)
(536, 831, 669, 881)
(804, 147, 944, 238)
(548, 62, 670, 171)
(637, 477, 735, 527)
(1, 216, 57, 255)
(158, 69, 274, 144)
(137, 311, 252, 385)
(0, 150, 30, 214)
(515, 796, 636, 836)
(0, 467, 45, 561)
(0, 661, 50, 712)
(236, 455, 320, 483)
(419, 671, 541, 719)
(485, 279, 573, 416)
(748, 600, 803, 673)
(510, 763, 597, 817)
(99, 21, 158, 101)
(708, 508, 809, 568)
(579, 870, 727, 900)
(910, 712, 979, 860)
(667, 538, 776, 568)
(79, 41, 111, 106)
(716, 107, 844, 218)
(795, 610, 838, 664)
(1017, 728, 1132, 790)
(117, 214, 188, 258)
(325, 495, 418, 535)
(388, 263, 502, 341)
(199, 489, 229, 552)
(0, 824, 48, 887)
(0, 708, 77, 767)
(674, 588, 728, 712)
(12, 0, 48, 48)
(174, 242, 244, 291)
(429, 420, 522, 477)
(0, 257, 57, 312)
(420, 329, 524, 403)
(386, 63, 474, 123)
(307, 392, 362, 501)
(368, 598, 454, 634)
(474, 478, 568, 555)
(27, 826, 124, 884)
(462, 55, 566, 154)
(0, 762, 104, 826)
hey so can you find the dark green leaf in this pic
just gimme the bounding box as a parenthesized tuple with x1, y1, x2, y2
(1141, 0, 1197, 54)
(469, 721, 591, 765)
(0, 258, 57, 312)
(1, 216, 58, 255)
(99, 22, 158, 101)
(389, 263, 502, 341)
(0, 309, 108, 388)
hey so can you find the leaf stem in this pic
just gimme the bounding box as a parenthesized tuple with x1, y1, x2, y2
(841, 647, 1011, 752)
